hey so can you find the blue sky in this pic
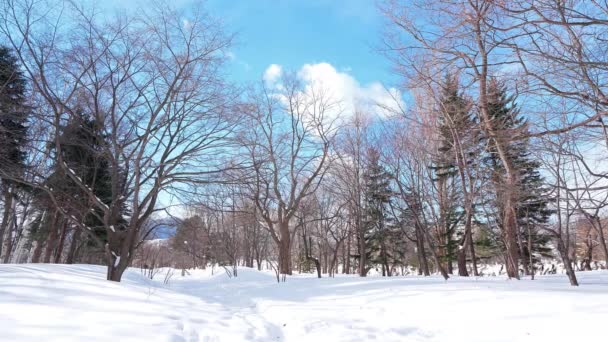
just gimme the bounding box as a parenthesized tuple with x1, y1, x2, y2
(104, 0, 394, 87)
(203, 0, 392, 85)
(100, 0, 402, 216)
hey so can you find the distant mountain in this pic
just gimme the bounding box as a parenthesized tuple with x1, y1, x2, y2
(147, 217, 179, 240)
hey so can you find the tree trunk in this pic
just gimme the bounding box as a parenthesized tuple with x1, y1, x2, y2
(475, 36, 520, 279)
(66, 226, 82, 264)
(457, 243, 469, 277)
(416, 223, 430, 276)
(256, 249, 262, 271)
(43, 211, 60, 263)
(422, 227, 449, 280)
(503, 203, 520, 279)
(344, 235, 350, 274)
(380, 241, 391, 276)
(556, 238, 578, 286)
(0, 187, 13, 258)
(32, 240, 44, 263)
(330, 245, 340, 277)
(457, 201, 477, 276)
(468, 227, 479, 276)
(517, 228, 530, 276)
(278, 222, 292, 275)
(358, 221, 367, 277)
(594, 218, 608, 267)
(105, 243, 129, 282)
(2, 219, 15, 264)
(582, 240, 593, 271)
(54, 218, 69, 263)
(311, 256, 321, 279)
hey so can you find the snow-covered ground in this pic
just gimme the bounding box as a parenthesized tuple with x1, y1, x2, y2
(1, 264, 607, 341)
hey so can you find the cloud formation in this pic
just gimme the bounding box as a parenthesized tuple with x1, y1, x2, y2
(263, 62, 403, 121)
(263, 64, 283, 84)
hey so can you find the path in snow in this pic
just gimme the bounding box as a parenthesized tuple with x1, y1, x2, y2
(1, 264, 607, 341)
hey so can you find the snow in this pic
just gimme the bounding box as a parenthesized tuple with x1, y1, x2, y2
(1, 264, 607, 342)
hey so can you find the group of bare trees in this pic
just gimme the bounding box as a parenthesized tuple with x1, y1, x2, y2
(0, 0, 236, 281)
(1, 0, 607, 286)
(377, 0, 608, 285)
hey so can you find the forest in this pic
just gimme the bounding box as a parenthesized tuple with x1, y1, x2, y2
(0, 0, 607, 291)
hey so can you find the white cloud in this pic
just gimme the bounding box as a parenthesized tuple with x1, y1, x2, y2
(263, 64, 283, 84)
(227, 52, 251, 71)
(266, 62, 404, 121)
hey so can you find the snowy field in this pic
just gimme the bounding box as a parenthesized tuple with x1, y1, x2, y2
(1, 264, 607, 342)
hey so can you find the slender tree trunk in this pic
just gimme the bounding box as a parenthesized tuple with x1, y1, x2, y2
(54, 218, 68, 263)
(416, 224, 430, 276)
(43, 211, 60, 263)
(2, 219, 15, 264)
(0, 187, 13, 258)
(380, 242, 387, 276)
(556, 238, 579, 286)
(358, 224, 367, 277)
(457, 196, 476, 276)
(583, 241, 593, 271)
(2, 217, 17, 264)
(330, 244, 340, 277)
(345, 233, 351, 274)
(322, 245, 328, 274)
(527, 221, 535, 280)
(66, 227, 82, 264)
(474, 21, 520, 279)
(427, 236, 449, 280)
(500, 194, 520, 279)
(517, 228, 530, 276)
(468, 228, 479, 276)
(32, 240, 44, 263)
(594, 218, 608, 267)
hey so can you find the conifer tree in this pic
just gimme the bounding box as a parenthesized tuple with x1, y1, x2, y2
(0, 46, 29, 258)
(28, 111, 127, 263)
(362, 147, 397, 276)
(484, 79, 553, 275)
(432, 74, 477, 274)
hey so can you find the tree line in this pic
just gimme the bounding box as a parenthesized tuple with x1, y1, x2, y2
(1, 0, 607, 286)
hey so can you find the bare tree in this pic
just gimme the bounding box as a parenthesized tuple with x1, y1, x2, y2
(383, 115, 449, 280)
(334, 110, 369, 276)
(1, 0, 236, 281)
(380, 0, 544, 279)
(238, 76, 339, 275)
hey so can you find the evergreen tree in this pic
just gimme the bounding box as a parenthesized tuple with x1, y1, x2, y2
(0, 46, 29, 258)
(28, 111, 127, 262)
(59, 111, 120, 249)
(431, 74, 476, 273)
(484, 79, 553, 274)
(433, 74, 475, 178)
(362, 147, 398, 276)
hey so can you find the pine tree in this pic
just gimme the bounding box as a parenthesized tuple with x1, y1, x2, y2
(28, 111, 127, 263)
(431, 74, 477, 274)
(362, 147, 398, 276)
(0, 46, 29, 258)
(59, 112, 119, 252)
(484, 79, 553, 275)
